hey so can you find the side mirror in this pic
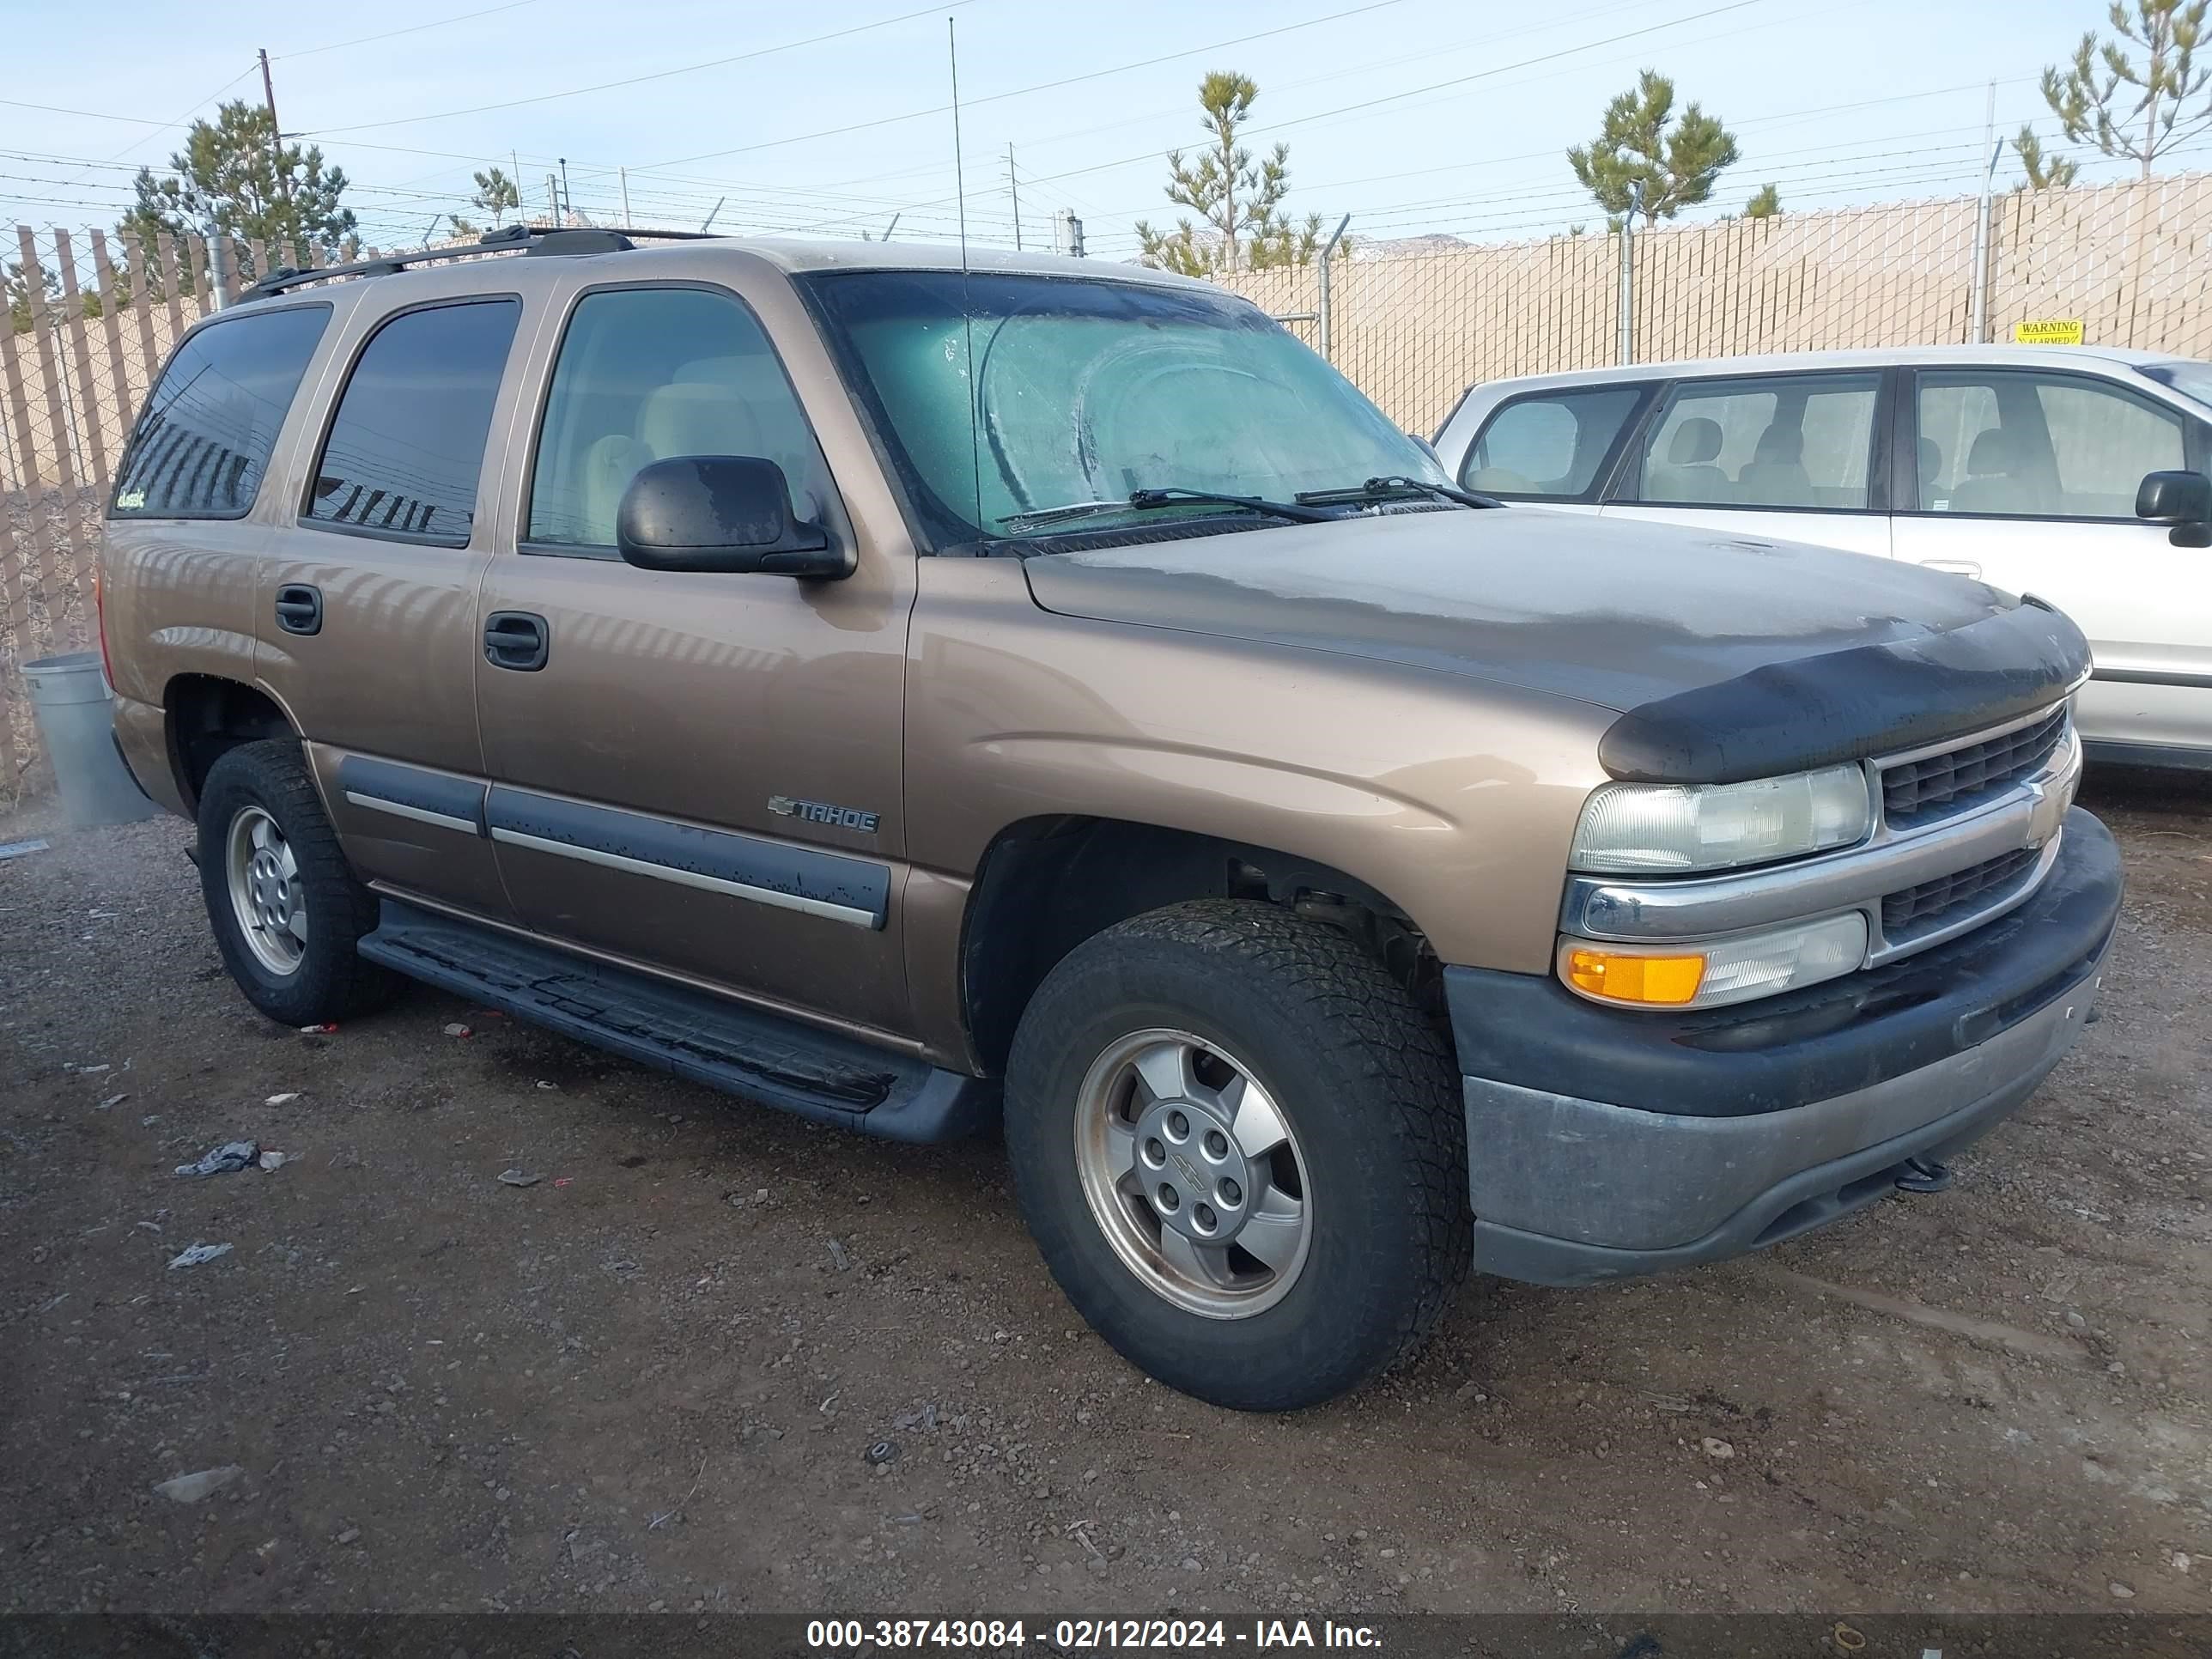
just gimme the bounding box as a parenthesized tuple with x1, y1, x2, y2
(615, 455, 851, 577)
(2136, 469, 2212, 547)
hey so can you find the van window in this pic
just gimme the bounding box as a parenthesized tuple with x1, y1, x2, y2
(526, 287, 833, 551)
(306, 298, 521, 545)
(1462, 387, 1642, 498)
(1917, 370, 2186, 519)
(109, 305, 329, 520)
(1635, 373, 1880, 510)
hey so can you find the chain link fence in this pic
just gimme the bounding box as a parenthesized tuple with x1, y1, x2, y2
(1218, 173, 2212, 434)
(4, 174, 2212, 798)
(0, 225, 368, 802)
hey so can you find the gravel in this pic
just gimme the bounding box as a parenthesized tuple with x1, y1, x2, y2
(2, 771, 2207, 1614)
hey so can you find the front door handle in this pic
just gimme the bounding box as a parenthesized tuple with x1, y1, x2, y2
(1918, 558, 1983, 578)
(275, 583, 322, 636)
(483, 611, 550, 672)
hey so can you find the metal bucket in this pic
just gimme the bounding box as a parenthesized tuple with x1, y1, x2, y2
(22, 652, 160, 828)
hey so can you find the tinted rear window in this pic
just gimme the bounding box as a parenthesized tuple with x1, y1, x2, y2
(307, 297, 521, 545)
(110, 304, 329, 520)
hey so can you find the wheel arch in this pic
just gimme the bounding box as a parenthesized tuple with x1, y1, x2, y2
(163, 673, 300, 814)
(957, 814, 1441, 1076)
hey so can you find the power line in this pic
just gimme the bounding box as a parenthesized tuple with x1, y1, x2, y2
(1079, 104, 2049, 228)
(632, 0, 1419, 173)
(802, 0, 1778, 236)
(1178, 130, 2179, 246)
(814, 0, 1663, 196)
(1222, 79, 2044, 209)
(299, 0, 984, 136)
(0, 90, 244, 135)
(3, 124, 996, 239)
(0, 61, 263, 215)
(276, 0, 547, 60)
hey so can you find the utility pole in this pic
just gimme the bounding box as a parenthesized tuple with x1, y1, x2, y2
(1006, 143, 1023, 252)
(546, 173, 560, 226)
(700, 197, 726, 234)
(1968, 81, 2000, 345)
(1055, 209, 1085, 258)
(620, 167, 631, 227)
(258, 49, 291, 207)
(559, 157, 572, 223)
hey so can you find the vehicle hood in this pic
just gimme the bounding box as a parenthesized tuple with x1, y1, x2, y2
(1019, 507, 2091, 783)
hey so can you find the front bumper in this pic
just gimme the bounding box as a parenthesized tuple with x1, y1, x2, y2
(1447, 808, 2124, 1286)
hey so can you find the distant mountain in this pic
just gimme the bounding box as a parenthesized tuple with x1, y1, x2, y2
(1352, 233, 1468, 260)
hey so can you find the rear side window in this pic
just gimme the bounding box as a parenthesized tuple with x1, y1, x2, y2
(306, 298, 521, 545)
(1462, 387, 1641, 498)
(526, 286, 832, 551)
(110, 305, 329, 520)
(1635, 372, 1880, 510)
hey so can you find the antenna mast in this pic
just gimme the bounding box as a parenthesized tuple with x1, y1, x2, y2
(949, 17, 969, 271)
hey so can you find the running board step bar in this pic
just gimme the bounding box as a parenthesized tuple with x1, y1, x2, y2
(358, 899, 995, 1143)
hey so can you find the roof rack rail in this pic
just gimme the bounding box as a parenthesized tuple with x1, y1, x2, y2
(240, 224, 725, 301)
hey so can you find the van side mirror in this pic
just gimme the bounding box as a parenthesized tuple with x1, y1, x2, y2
(2135, 469, 2212, 547)
(616, 456, 851, 577)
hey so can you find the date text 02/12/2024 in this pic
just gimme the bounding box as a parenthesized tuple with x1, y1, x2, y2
(805, 1620, 1383, 1649)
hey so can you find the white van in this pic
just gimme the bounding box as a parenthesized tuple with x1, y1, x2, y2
(1431, 346, 2212, 769)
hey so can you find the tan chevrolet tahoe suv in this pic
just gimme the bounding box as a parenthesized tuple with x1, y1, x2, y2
(100, 227, 2123, 1411)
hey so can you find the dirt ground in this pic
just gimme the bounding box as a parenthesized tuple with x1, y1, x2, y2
(1, 772, 2207, 1620)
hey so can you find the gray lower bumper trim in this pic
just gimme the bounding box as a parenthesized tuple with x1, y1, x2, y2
(1464, 957, 2106, 1284)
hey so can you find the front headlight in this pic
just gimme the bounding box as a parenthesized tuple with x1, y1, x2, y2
(1570, 764, 1871, 875)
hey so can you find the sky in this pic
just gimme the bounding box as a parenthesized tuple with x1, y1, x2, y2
(0, 0, 2192, 262)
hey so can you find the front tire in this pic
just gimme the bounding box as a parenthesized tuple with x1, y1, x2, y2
(197, 738, 396, 1026)
(1005, 900, 1470, 1412)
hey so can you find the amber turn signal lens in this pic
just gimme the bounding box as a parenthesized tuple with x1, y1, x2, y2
(1563, 946, 1706, 1006)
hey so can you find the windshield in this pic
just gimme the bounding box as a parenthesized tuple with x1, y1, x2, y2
(2142, 358, 2212, 411)
(801, 269, 1446, 544)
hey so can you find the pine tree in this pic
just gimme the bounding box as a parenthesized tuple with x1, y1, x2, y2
(1568, 70, 1741, 226)
(2013, 125, 2082, 188)
(1743, 183, 1782, 218)
(119, 100, 356, 281)
(471, 167, 521, 228)
(1136, 71, 1325, 274)
(2042, 0, 2212, 179)
(6, 256, 58, 332)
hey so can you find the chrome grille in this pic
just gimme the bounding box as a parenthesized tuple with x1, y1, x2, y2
(1881, 707, 2068, 823)
(1881, 847, 2040, 939)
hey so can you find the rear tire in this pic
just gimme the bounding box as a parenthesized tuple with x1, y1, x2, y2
(197, 738, 397, 1026)
(1005, 899, 1469, 1412)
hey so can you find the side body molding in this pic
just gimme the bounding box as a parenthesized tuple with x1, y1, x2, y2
(483, 786, 890, 931)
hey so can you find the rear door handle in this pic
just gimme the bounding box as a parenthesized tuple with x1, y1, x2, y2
(1918, 558, 1983, 578)
(483, 611, 550, 672)
(275, 583, 322, 636)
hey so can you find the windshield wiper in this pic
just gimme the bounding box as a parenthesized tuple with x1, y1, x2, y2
(998, 498, 1133, 532)
(1126, 486, 1334, 523)
(1295, 475, 1504, 510)
(1000, 486, 1334, 533)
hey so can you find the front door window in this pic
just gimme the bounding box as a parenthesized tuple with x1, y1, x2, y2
(1915, 370, 2186, 520)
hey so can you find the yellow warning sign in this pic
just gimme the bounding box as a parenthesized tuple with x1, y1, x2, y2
(2014, 319, 2085, 345)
